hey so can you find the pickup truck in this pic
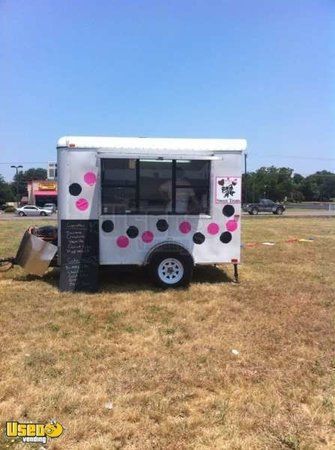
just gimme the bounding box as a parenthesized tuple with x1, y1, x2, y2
(243, 199, 285, 215)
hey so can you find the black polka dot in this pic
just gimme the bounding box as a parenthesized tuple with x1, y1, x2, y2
(69, 183, 82, 196)
(220, 231, 232, 244)
(193, 232, 205, 244)
(222, 205, 235, 217)
(156, 219, 169, 232)
(102, 220, 114, 233)
(126, 226, 139, 239)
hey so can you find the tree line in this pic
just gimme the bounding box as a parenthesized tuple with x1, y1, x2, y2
(0, 166, 334, 205)
(0, 168, 47, 204)
(243, 167, 335, 203)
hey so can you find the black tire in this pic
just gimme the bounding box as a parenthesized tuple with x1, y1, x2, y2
(18, 211, 25, 217)
(148, 244, 193, 288)
(251, 208, 258, 215)
(40, 211, 47, 216)
(276, 208, 284, 215)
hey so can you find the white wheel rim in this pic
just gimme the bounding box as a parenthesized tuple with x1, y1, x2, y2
(158, 258, 184, 285)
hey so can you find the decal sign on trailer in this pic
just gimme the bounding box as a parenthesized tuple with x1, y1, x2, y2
(216, 177, 241, 204)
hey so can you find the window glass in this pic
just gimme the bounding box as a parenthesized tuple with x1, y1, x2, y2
(101, 159, 137, 214)
(102, 159, 136, 187)
(176, 160, 210, 186)
(139, 160, 172, 213)
(101, 158, 210, 215)
(175, 186, 209, 214)
(102, 187, 136, 214)
(175, 160, 210, 214)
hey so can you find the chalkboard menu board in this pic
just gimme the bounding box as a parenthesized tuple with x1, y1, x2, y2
(60, 220, 99, 292)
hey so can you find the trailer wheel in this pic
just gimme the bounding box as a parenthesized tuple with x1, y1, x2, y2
(148, 245, 193, 288)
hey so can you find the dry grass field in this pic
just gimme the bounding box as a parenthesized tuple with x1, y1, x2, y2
(0, 217, 334, 449)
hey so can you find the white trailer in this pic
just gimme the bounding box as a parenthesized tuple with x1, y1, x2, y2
(57, 136, 247, 290)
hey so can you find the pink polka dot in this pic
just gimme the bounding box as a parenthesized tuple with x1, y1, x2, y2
(84, 171, 97, 186)
(207, 223, 219, 235)
(226, 220, 238, 232)
(116, 236, 129, 248)
(179, 221, 191, 234)
(76, 198, 89, 211)
(142, 231, 154, 243)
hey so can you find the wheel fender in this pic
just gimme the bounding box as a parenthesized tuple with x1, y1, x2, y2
(144, 242, 194, 266)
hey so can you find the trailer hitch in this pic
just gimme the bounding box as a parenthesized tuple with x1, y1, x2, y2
(0, 257, 15, 272)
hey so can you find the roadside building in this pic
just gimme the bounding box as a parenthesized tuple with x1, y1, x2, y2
(27, 180, 57, 206)
(47, 162, 57, 180)
(24, 162, 58, 206)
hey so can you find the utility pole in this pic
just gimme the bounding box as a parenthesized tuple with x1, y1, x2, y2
(10, 165, 23, 206)
(244, 152, 248, 203)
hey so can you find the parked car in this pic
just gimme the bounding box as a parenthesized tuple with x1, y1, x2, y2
(243, 199, 285, 215)
(15, 205, 53, 217)
(43, 203, 57, 213)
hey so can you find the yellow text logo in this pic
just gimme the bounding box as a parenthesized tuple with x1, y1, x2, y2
(6, 420, 63, 444)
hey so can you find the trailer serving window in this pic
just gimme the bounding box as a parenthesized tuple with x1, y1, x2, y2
(101, 159, 137, 214)
(101, 158, 210, 215)
(139, 160, 173, 213)
(175, 160, 210, 214)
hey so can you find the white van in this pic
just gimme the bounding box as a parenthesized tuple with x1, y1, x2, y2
(57, 136, 246, 291)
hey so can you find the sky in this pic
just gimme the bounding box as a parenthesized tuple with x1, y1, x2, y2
(0, 0, 334, 181)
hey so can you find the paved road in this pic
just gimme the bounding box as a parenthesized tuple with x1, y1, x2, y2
(242, 209, 334, 218)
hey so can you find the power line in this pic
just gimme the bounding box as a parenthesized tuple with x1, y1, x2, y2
(0, 162, 52, 165)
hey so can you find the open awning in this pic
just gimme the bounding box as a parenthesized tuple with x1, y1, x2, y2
(34, 191, 57, 196)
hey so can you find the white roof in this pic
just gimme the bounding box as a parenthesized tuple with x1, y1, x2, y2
(57, 136, 247, 153)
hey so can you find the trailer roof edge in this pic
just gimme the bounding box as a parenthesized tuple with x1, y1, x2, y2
(57, 136, 247, 152)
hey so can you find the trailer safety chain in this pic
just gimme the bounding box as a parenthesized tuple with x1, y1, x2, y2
(0, 257, 15, 272)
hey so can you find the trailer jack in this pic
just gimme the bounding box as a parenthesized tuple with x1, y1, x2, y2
(233, 263, 239, 284)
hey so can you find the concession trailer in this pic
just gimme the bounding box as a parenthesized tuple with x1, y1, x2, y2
(1, 136, 247, 291)
(56, 136, 246, 291)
